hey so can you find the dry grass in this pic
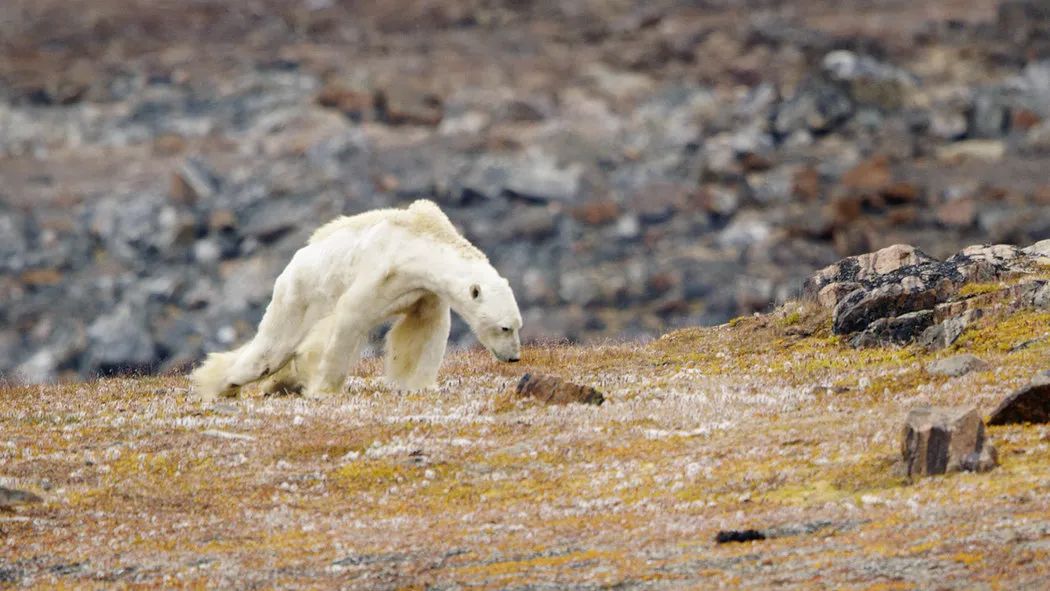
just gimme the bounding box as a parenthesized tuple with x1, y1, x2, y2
(2, 304, 1050, 589)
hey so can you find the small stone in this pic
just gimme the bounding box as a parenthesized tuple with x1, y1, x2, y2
(901, 406, 993, 478)
(936, 199, 977, 228)
(572, 200, 621, 226)
(988, 370, 1050, 425)
(926, 354, 989, 378)
(936, 140, 1005, 163)
(715, 529, 766, 544)
(961, 444, 999, 473)
(792, 166, 822, 201)
(170, 158, 219, 204)
(0, 486, 43, 509)
(515, 373, 604, 406)
(841, 154, 891, 193)
(375, 85, 443, 127)
(316, 83, 372, 121)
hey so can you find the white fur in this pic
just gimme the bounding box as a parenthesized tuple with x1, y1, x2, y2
(190, 200, 523, 401)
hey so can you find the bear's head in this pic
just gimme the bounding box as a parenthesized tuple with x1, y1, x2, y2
(456, 273, 522, 363)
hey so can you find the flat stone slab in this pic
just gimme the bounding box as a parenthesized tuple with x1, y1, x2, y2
(926, 354, 989, 378)
(515, 373, 605, 406)
(988, 370, 1050, 425)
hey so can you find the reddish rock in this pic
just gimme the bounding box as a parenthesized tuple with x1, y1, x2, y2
(882, 181, 920, 204)
(842, 155, 892, 193)
(572, 200, 621, 226)
(739, 151, 773, 172)
(316, 83, 373, 120)
(515, 373, 605, 406)
(792, 166, 822, 202)
(20, 268, 63, 287)
(887, 206, 918, 225)
(935, 199, 977, 228)
(1012, 108, 1042, 132)
(1034, 186, 1050, 206)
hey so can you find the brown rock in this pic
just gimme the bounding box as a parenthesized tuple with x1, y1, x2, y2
(316, 83, 373, 120)
(817, 282, 862, 308)
(842, 154, 891, 193)
(792, 166, 822, 201)
(1034, 186, 1050, 206)
(19, 268, 63, 287)
(886, 205, 918, 225)
(882, 181, 920, 204)
(572, 200, 621, 226)
(631, 182, 690, 223)
(988, 370, 1050, 425)
(1012, 108, 1042, 132)
(936, 199, 977, 228)
(902, 406, 996, 478)
(171, 159, 217, 204)
(375, 85, 443, 126)
(153, 133, 188, 156)
(515, 373, 604, 406)
(208, 209, 236, 231)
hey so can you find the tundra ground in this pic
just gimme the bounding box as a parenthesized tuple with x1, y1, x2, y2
(3, 305, 1049, 589)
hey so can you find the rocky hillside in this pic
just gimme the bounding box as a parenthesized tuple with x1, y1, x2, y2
(3, 0, 1050, 382)
(2, 240, 1049, 588)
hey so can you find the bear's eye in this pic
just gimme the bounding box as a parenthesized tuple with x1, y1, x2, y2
(500, 326, 512, 333)
(470, 284, 481, 300)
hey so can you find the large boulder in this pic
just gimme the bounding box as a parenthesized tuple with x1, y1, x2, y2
(988, 370, 1050, 425)
(902, 406, 997, 478)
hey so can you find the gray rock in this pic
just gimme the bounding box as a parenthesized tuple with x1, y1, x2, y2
(919, 309, 983, 351)
(171, 157, 220, 204)
(805, 244, 937, 300)
(85, 301, 157, 375)
(969, 90, 1009, 138)
(988, 370, 1050, 425)
(1023, 238, 1050, 260)
(833, 272, 957, 335)
(961, 445, 999, 474)
(848, 310, 934, 348)
(902, 406, 996, 478)
(926, 354, 989, 378)
(822, 50, 917, 109)
(0, 486, 42, 509)
(774, 77, 853, 135)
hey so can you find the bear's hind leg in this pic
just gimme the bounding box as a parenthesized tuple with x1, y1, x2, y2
(224, 288, 318, 390)
(385, 294, 451, 390)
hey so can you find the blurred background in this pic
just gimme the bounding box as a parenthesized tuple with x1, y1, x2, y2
(1, 0, 1049, 383)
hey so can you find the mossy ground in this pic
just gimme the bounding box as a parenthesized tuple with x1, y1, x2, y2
(2, 304, 1049, 589)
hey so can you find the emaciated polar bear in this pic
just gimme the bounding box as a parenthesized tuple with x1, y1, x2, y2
(190, 200, 522, 400)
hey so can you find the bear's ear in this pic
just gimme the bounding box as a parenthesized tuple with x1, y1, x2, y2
(470, 284, 481, 300)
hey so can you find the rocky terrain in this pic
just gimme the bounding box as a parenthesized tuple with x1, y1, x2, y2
(2, 0, 1050, 382)
(3, 238, 1050, 588)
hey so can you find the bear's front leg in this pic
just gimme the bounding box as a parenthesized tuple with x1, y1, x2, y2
(303, 284, 380, 399)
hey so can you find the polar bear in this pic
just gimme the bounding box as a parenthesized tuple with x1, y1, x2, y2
(190, 199, 522, 401)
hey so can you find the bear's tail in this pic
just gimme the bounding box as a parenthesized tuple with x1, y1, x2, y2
(190, 345, 246, 401)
